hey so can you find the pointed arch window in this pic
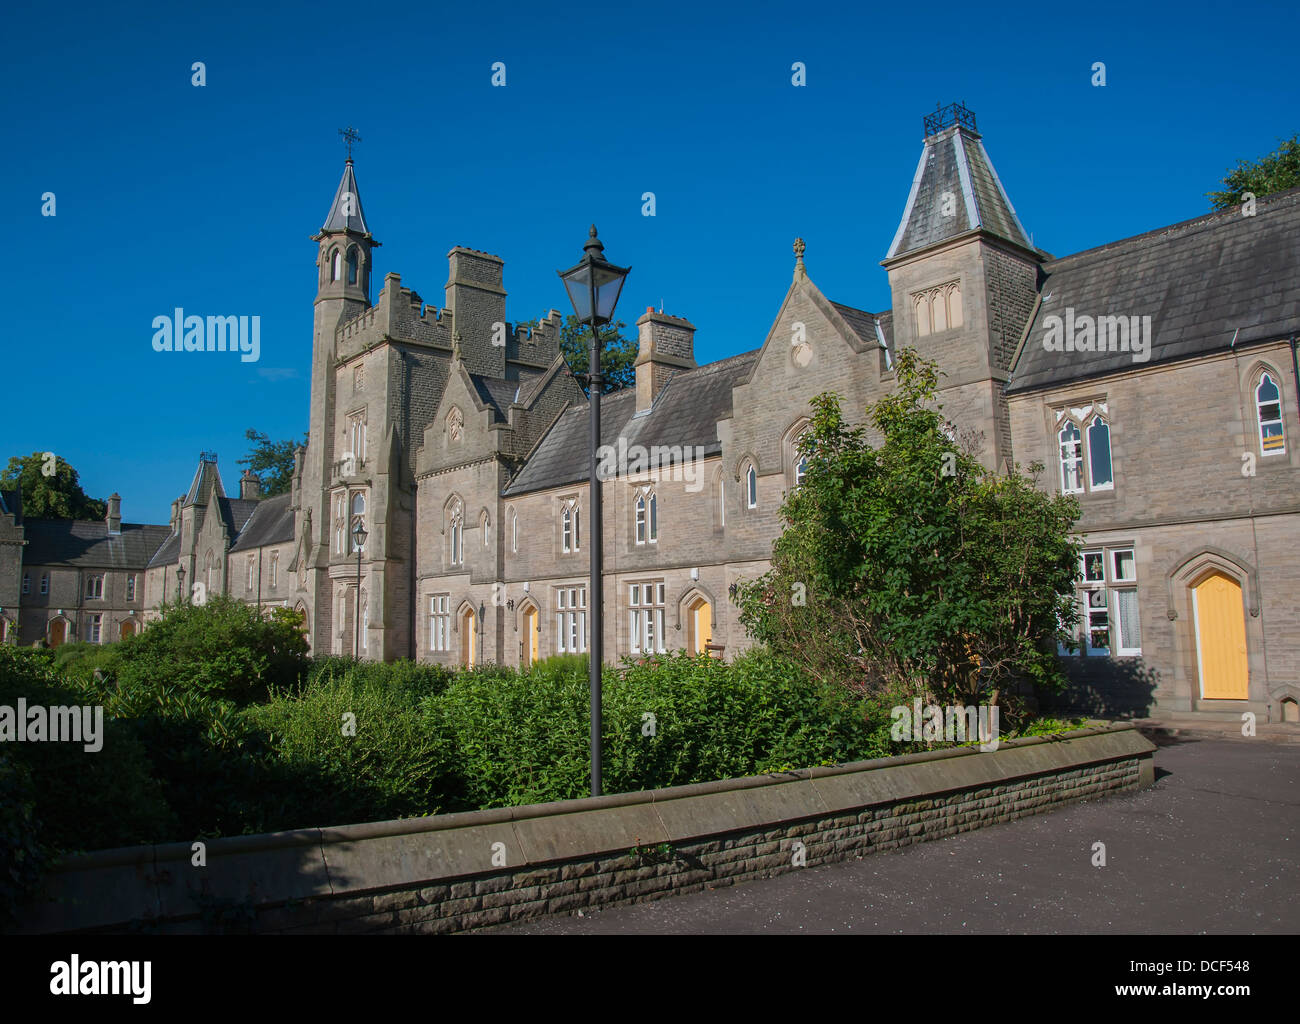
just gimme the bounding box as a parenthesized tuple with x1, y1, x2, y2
(331, 248, 342, 282)
(448, 500, 464, 566)
(481, 510, 491, 548)
(1086, 416, 1113, 490)
(508, 507, 518, 553)
(346, 245, 359, 285)
(561, 498, 580, 553)
(349, 491, 366, 554)
(745, 464, 758, 509)
(714, 469, 726, 528)
(1059, 421, 1083, 494)
(633, 488, 658, 545)
(1256, 372, 1286, 455)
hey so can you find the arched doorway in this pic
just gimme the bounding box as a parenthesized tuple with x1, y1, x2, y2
(1193, 572, 1249, 700)
(521, 604, 539, 668)
(460, 607, 477, 668)
(48, 618, 67, 647)
(687, 597, 713, 656)
(120, 619, 135, 640)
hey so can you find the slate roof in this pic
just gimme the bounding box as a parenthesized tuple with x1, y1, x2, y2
(147, 531, 181, 569)
(469, 370, 545, 421)
(229, 492, 295, 552)
(830, 301, 894, 357)
(185, 457, 225, 506)
(23, 520, 173, 570)
(321, 160, 371, 235)
(886, 126, 1032, 260)
(1007, 186, 1300, 394)
(504, 350, 759, 496)
(218, 497, 259, 538)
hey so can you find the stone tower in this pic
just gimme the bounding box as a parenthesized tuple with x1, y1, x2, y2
(303, 158, 381, 646)
(881, 102, 1041, 471)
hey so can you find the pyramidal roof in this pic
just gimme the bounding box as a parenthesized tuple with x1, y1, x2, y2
(184, 452, 225, 507)
(886, 104, 1032, 261)
(321, 159, 371, 235)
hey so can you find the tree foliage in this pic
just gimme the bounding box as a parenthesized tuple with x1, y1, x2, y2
(1208, 134, 1300, 210)
(236, 429, 303, 497)
(0, 453, 106, 520)
(517, 314, 637, 394)
(735, 348, 1083, 709)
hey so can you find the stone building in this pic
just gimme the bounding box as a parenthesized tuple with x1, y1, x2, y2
(3, 103, 1296, 723)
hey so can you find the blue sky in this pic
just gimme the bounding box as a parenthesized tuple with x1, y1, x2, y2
(4, 0, 1295, 523)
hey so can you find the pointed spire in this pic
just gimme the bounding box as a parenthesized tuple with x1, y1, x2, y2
(322, 160, 371, 235)
(885, 104, 1032, 262)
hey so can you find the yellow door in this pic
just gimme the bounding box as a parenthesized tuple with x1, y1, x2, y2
(692, 599, 712, 655)
(1194, 573, 1249, 700)
(522, 607, 538, 667)
(461, 610, 476, 668)
(120, 620, 135, 640)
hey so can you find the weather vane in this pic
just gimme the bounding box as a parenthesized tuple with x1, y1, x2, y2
(338, 126, 362, 161)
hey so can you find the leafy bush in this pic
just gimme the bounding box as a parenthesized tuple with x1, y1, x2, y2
(737, 347, 1082, 706)
(100, 596, 309, 704)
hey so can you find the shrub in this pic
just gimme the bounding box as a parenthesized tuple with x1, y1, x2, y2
(103, 596, 309, 704)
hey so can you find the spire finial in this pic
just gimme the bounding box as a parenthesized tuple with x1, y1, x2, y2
(338, 126, 362, 162)
(584, 224, 605, 257)
(793, 237, 806, 276)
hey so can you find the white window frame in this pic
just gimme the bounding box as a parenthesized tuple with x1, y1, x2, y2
(269, 555, 278, 589)
(85, 574, 104, 600)
(429, 595, 450, 652)
(746, 465, 757, 509)
(555, 586, 587, 653)
(448, 503, 463, 566)
(247, 557, 255, 591)
(1085, 416, 1114, 491)
(509, 507, 517, 553)
(482, 512, 491, 548)
(1059, 421, 1084, 495)
(561, 499, 580, 553)
(1256, 371, 1286, 456)
(1071, 547, 1141, 657)
(88, 613, 102, 644)
(628, 581, 666, 655)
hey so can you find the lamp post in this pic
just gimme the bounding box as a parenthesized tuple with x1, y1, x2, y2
(557, 225, 630, 798)
(352, 519, 368, 660)
(176, 564, 186, 604)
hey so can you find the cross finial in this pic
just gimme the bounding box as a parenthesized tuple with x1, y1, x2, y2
(793, 237, 806, 261)
(338, 126, 362, 162)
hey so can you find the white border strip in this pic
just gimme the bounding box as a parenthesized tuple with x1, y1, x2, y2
(886, 147, 929, 259)
(952, 131, 980, 229)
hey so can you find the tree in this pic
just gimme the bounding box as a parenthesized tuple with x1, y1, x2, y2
(518, 314, 637, 394)
(237, 430, 303, 497)
(1208, 134, 1300, 210)
(0, 453, 106, 520)
(735, 348, 1083, 713)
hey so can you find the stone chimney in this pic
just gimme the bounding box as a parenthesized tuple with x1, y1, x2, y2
(106, 493, 121, 535)
(170, 495, 183, 533)
(444, 247, 506, 377)
(635, 308, 697, 411)
(240, 469, 262, 501)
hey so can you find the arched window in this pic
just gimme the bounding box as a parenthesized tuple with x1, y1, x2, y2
(561, 499, 580, 553)
(346, 245, 359, 285)
(914, 294, 930, 338)
(448, 500, 463, 565)
(330, 248, 342, 282)
(360, 593, 369, 653)
(946, 283, 963, 328)
(648, 492, 657, 543)
(746, 464, 758, 508)
(447, 407, 464, 442)
(635, 492, 647, 544)
(1059, 421, 1083, 494)
(481, 510, 491, 547)
(1257, 372, 1286, 455)
(1086, 416, 1113, 490)
(508, 507, 518, 553)
(930, 289, 948, 333)
(714, 468, 726, 528)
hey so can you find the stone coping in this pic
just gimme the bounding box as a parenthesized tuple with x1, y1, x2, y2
(46, 721, 1141, 874)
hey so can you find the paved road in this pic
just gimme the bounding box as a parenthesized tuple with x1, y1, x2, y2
(495, 738, 1299, 934)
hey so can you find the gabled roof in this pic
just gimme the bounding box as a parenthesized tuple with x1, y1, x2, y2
(322, 160, 371, 235)
(147, 531, 181, 569)
(23, 520, 172, 570)
(229, 492, 295, 552)
(503, 350, 758, 497)
(1008, 186, 1300, 394)
(886, 126, 1032, 261)
(218, 497, 259, 538)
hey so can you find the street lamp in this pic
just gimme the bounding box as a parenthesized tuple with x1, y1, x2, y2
(352, 519, 368, 660)
(557, 224, 630, 798)
(176, 564, 186, 604)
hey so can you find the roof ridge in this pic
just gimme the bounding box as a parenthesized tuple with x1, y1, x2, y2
(1046, 186, 1300, 270)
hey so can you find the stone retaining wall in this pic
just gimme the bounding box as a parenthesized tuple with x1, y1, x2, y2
(19, 723, 1155, 934)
